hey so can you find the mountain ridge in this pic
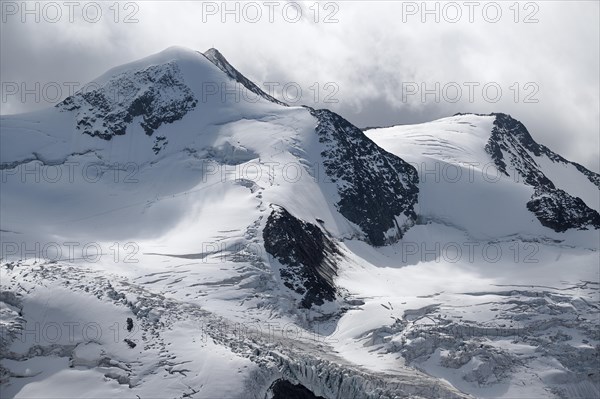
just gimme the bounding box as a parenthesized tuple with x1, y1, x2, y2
(1, 46, 598, 399)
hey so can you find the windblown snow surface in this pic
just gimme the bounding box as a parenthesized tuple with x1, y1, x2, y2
(1, 47, 598, 399)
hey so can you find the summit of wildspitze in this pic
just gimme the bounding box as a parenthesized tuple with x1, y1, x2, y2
(1, 46, 420, 309)
(202, 47, 287, 106)
(55, 46, 281, 141)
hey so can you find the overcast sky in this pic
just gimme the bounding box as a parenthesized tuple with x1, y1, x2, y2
(1, 1, 598, 171)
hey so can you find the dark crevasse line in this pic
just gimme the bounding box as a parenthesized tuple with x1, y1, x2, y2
(269, 379, 326, 399)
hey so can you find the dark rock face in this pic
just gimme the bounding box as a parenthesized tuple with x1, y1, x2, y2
(152, 136, 168, 155)
(203, 48, 287, 106)
(309, 108, 419, 246)
(263, 206, 337, 309)
(527, 187, 600, 232)
(486, 113, 600, 232)
(269, 379, 325, 399)
(58, 62, 197, 140)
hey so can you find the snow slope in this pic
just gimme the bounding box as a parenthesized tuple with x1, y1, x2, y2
(366, 114, 600, 244)
(1, 47, 598, 398)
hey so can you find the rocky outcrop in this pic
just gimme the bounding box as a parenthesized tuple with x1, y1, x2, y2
(262, 206, 338, 309)
(309, 108, 419, 246)
(58, 62, 197, 139)
(203, 48, 287, 106)
(486, 113, 600, 232)
(527, 187, 600, 232)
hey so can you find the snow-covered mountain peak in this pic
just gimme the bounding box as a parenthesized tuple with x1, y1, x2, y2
(2, 48, 599, 399)
(53, 46, 288, 143)
(1, 46, 420, 310)
(58, 60, 197, 139)
(366, 113, 600, 240)
(203, 47, 232, 72)
(202, 47, 287, 106)
(81, 46, 222, 88)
